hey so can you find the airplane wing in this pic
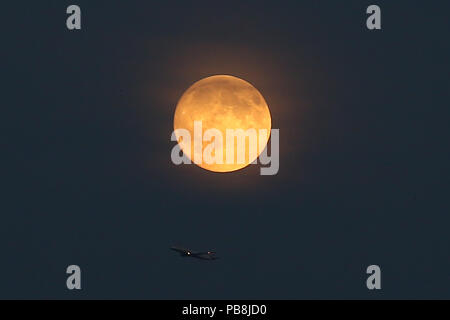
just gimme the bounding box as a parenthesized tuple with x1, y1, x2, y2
(170, 246, 190, 254)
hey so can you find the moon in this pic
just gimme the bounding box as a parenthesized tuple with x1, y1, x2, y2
(174, 75, 271, 172)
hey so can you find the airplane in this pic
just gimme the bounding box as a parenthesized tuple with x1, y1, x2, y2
(170, 246, 219, 260)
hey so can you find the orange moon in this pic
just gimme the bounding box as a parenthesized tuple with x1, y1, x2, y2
(174, 75, 271, 172)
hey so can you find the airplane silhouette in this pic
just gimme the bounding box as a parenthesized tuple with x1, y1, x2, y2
(170, 246, 219, 260)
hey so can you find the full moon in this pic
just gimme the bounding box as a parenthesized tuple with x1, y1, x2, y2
(174, 75, 271, 172)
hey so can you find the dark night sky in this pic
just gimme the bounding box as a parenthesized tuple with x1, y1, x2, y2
(2, 1, 450, 299)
